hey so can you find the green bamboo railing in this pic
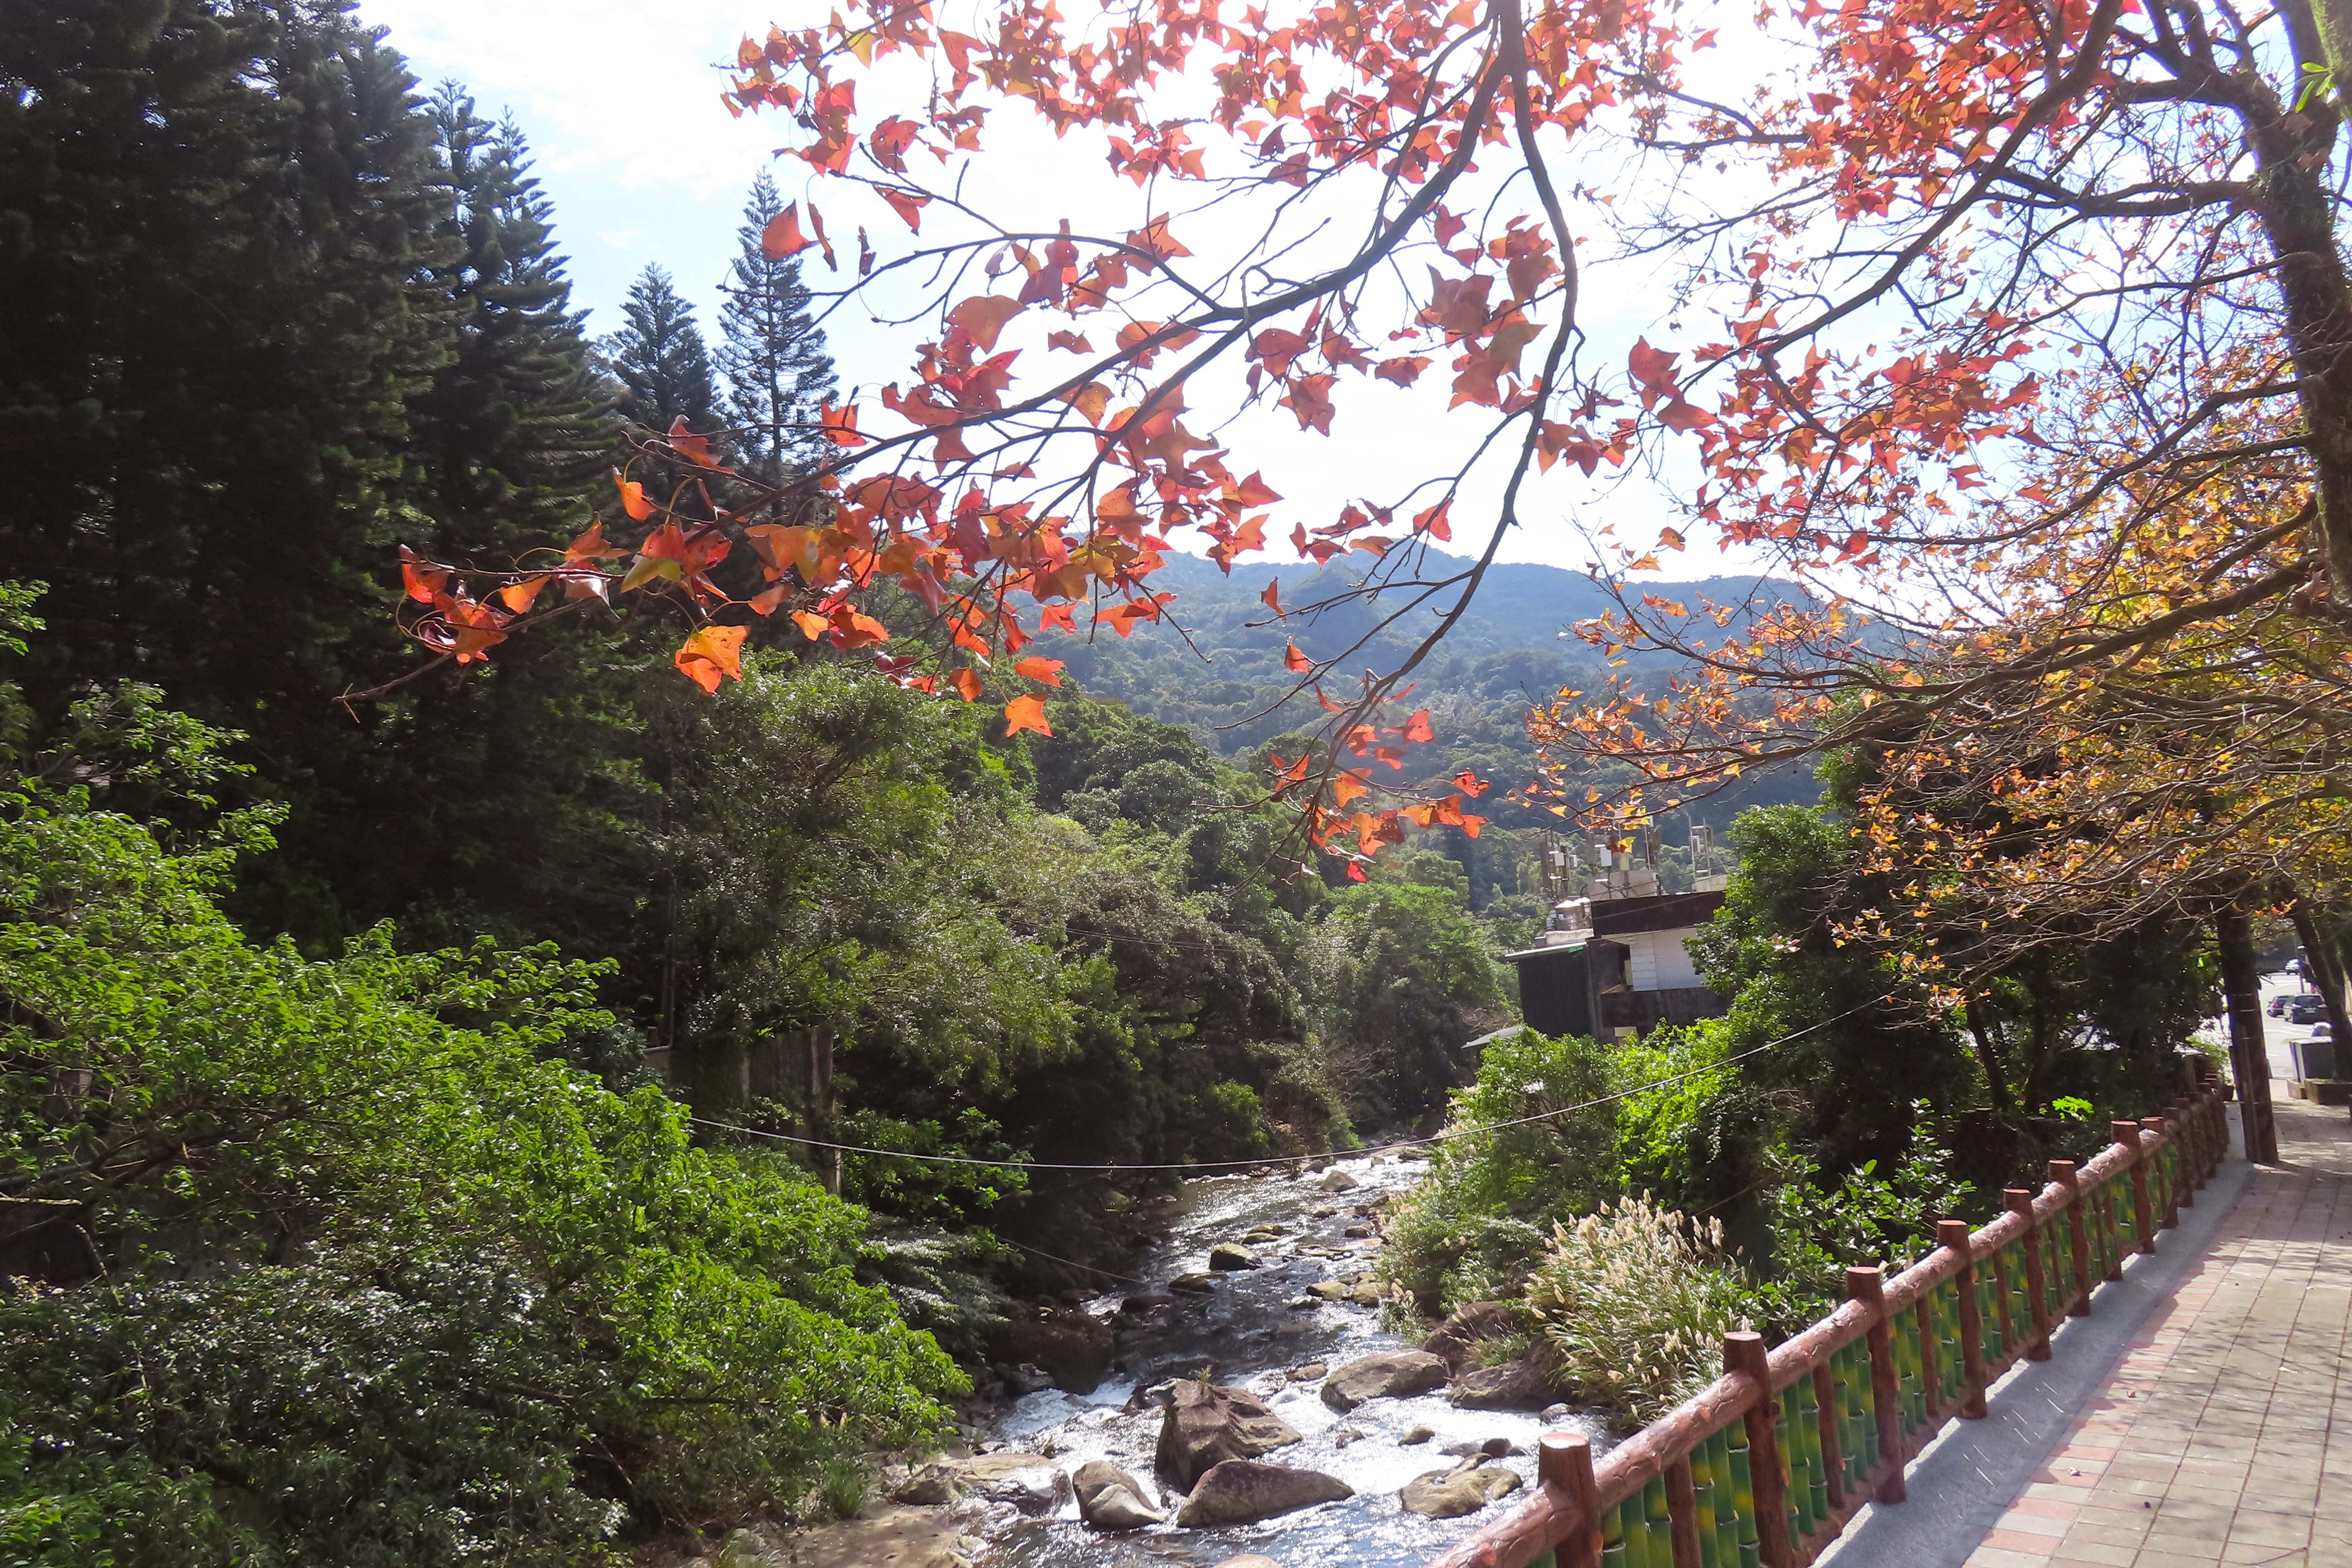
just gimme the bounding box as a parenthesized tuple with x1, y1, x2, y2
(1429, 1071, 2230, 1568)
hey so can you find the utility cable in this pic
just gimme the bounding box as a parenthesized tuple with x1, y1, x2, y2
(687, 992, 1898, 1173)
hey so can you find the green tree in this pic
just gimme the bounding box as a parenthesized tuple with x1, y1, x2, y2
(607, 265, 720, 437)
(717, 171, 837, 489)
(0, 0, 450, 943)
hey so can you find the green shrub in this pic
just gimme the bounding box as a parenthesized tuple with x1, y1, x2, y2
(1377, 1027, 1618, 1314)
(0, 754, 960, 1563)
(1523, 1196, 1758, 1423)
(1750, 1128, 1975, 1333)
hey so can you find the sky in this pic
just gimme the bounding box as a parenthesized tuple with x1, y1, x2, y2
(357, 0, 1760, 582)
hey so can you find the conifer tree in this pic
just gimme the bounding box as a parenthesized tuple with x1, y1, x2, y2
(607, 266, 720, 437)
(716, 172, 837, 489)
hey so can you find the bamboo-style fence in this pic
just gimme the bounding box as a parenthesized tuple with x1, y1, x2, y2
(1431, 1072, 2233, 1568)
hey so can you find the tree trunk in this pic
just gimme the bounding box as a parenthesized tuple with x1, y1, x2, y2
(2216, 906, 2280, 1163)
(1965, 1004, 2017, 1113)
(2288, 897, 2352, 1070)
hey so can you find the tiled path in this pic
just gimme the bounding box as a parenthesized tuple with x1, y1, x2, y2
(1962, 1092, 2352, 1568)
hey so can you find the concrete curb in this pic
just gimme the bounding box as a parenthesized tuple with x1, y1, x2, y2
(1818, 1105, 2254, 1568)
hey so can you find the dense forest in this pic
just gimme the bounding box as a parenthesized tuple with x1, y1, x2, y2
(0, 4, 2236, 1565)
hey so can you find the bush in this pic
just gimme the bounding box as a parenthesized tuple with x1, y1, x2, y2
(1750, 1129, 1976, 1334)
(1377, 1027, 1617, 1314)
(0, 745, 961, 1563)
(1523, 1196, 1758, 1424)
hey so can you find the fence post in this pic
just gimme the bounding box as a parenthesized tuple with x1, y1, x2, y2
(1666, 1454, 1704, 1568)
(1542, 1430, 1603, 1568)
(1939, 1219, 1989, 1419)
(2006, 1189, 2052, 1360)
(2117, 1121, 2156, 1254)
(2052, 1160, 2092, 1316)
(1813, 1359, 1846, 1512)
(1916, 1292, 1942, 1424)
(1726, 1332, 1796, 1568)
(1847, 1266, 1907, 1502)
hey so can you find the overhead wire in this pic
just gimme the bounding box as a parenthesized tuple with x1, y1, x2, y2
(686, 991, 1899, 1173)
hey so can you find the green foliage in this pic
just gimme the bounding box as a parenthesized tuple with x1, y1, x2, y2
(1749, 1132, 1977, 1333)
(0, 725, 959, 1563)
(1524, 1196, 1758, 1423)
(1377, 1027, 1618, 1313)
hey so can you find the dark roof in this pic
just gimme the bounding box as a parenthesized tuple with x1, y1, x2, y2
(1589, 890, 1727, 936)
(1499, 937, 1627, 964)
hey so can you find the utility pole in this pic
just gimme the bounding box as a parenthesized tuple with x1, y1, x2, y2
(2215, 904, 2278, 1163)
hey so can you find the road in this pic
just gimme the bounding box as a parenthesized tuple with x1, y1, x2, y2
(2202, 968, 2337, 1083)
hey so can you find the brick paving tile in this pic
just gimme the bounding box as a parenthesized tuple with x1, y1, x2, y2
(1941, 1092, 2352, 1568)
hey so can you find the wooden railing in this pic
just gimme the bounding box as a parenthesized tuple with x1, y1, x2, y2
(1431, 1076, 2232, 1568)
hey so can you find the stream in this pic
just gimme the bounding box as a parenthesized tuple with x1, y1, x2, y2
(965, 1148, 1612, 1568)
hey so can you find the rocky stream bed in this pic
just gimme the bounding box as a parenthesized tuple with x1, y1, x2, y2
(703, 1149, 1616, 1568)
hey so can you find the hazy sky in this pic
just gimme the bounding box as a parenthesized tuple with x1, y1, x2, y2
(358, 0, 1753, 580)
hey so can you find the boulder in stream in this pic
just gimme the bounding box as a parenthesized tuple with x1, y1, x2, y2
(1170, 1271, 1218, 1294)
(1450, 1357, 1555, 1411)
(1318, 1169, 1360, 1193)
(892, 1452, 1065, 1510)
(1421, 1300, 1526, 1372)
(1400, 1464, 1524, 1519)
(1156, 1380, 1303, 1486)
(1175, 1460, 1353, 1526)
(1286, 1362, 1327, 1382)
(1073, 1460, 1165, 1530)
(1320, 1349, 1449, 1411)
(1207, 1243, 1260, 1270)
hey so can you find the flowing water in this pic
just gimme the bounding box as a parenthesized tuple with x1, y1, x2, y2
(965, 1149, 1612, 1568)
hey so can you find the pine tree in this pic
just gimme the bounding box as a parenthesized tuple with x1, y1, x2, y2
(607, 266, 720, 437)
(717, 171, 838, 489)
(408, 86, 610, 558)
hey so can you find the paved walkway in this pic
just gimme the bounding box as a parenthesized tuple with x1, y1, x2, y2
(1960, 1090, 2352, 1568)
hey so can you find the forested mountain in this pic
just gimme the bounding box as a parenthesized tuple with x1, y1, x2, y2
(1056, 550, 1823, 910)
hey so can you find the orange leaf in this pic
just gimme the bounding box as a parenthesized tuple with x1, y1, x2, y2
(614, 470, 653, 520)
(950, 667, 984, 702)
(400, 547, 448, 605)
(949, 294, 1025, 351)
(1004, 693, 1053, 737)
(497, 574, 552, 614)
(674, 624, 749, 693)
(762, 203, 813, 258)
(879, 186, 930, 231)
(1284, 642, 1312, 672)
(1014, 655, 1065, 683)
(1402, 709, 1436, 743)
(790, 610, 830, 640)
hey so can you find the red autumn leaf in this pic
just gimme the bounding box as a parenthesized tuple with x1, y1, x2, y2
(1402, 709, 1436, 743)
(761, 204, 814, 258)
(948, 294, 1024, 351)
(1284, 642, 1313, 672)
(1003, 693, 1053, 737)
(1453, 769, 1490, 798)
(879, 186, 930, 231)
(1014, 655, 1065, 683)
(497, 574, 552, 614)
(613, 470, 654, 520)
(1047, 330, 1094, 353)
(1261, 578, 1285, 618)
(400, 547, 448, 605)
(674, 624, 749, 693)
(949, 666, 984, 702)
(818, 403, 866, 447)
(1376, 356, 1431, 387)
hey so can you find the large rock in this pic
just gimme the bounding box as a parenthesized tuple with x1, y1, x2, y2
(1156, 1381, 1303, 1486)
(1421, 1300, 1526, 1373)
(983, 1311, 1114, 1393)
(1450, 1357, 1554, 1411)
(1319, 1169, 1360, 1192)
(1175, 1460, 1353, 1527)
(892, 1451, 1064, 1510)
(1400, 1465, 1524, 1519)
(1320, 1349, 1449, 1411)
(1073, 1461, 1166, 1530)
(1208, 1243, 1261, 1270)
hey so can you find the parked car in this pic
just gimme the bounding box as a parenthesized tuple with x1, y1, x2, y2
(2269, 995, 2291, 1017)
(2287, 995, 2328, 1025)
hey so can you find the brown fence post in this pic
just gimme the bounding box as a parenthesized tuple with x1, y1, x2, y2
(2006, 1189, 2052, 1360)
(2052, 1160, 2091, 1316)
(2117, 1121, 2156, 1254)
(1726, 1332, 1796, 1568)
(2099, 1179, 2124, 1281)
(1542, 1430, 1603, 1568)
(1940, 1219, 1989, 1419)
(1848, 1266, 1907, 1502)
(1666, 1454, 1704, 1568)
